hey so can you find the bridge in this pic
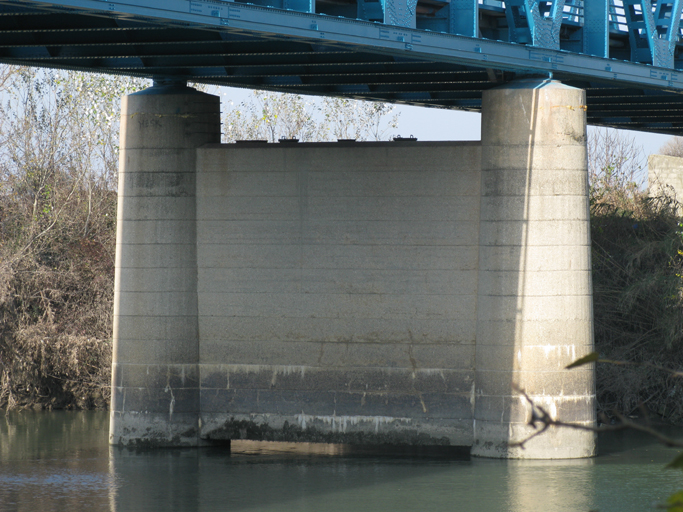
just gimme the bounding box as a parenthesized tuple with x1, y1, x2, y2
(4, 0, 683, 133)
(4, 1, 680, 459)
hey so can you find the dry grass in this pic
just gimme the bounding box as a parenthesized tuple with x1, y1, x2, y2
(0, 66, 119, 410)
(0, 215, 115, 409)
(591, 191, 683, 422)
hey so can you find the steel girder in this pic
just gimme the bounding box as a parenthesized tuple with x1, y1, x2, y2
(2, 0, 683, 134)
(620, 0, 683, 68)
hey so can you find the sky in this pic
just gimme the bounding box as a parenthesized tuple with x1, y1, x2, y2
(216, 85, 673, 159)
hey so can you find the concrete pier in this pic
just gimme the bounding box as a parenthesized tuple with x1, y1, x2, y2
(473, 79, 596, 458)
(110, 80, 596, 458)
(110, 82, 221, 446)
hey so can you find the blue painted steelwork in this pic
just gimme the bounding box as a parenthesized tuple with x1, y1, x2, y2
(621, 0, 683, 67)
(505, 0, 566, 49)
(3, 0, 683, 133)
(584, 0, 610, 58)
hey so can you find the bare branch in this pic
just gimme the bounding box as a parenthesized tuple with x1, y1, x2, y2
(510, 383, 683, 451)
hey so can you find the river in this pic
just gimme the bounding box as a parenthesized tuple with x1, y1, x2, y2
(0, 411, 682, 512)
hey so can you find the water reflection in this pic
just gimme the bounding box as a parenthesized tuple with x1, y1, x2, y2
(0, 411, 112, 511)
(1, 411, 683, 512)
(503, 459, 596, 512)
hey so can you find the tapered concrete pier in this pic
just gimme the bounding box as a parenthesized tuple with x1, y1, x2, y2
(473, 79, 596, 458)
(110, 81, 220, 446)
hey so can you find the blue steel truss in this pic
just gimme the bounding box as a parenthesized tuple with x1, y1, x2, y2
(4, 0, 683, 134)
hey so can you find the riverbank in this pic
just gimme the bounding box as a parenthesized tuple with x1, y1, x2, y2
(591, 192, 683, 424)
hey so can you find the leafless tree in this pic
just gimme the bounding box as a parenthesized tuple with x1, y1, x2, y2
(658, 136, 683, 158)
(222, 90, 399, 143)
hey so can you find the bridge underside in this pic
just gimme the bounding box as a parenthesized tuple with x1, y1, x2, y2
(4, 0, 683, 135)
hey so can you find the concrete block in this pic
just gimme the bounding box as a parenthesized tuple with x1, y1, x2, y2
(305, 170, 481, 198)
(254, 389, 338, 416)
(198, 242, 480, 271)
(197, 290, 477, 321)
(285, 340, 413, 369)
(197, 170, 299, 198)
(198, 316, 477, 344)
(479, 195, 589, 221)
(196, 168, 481, 199)
(476, 294, 592, 322)
(113, 314, 199, 344)
(116, 220, 196, 245)
(471, 420, 596, 458)
(112, 386, 199, 414)
(115, 243, 197, 269)
(199, 339, 474, 370)
(110, 410, 201, 447)
(332, 390, 472, 419)
(200, 388, 259, 413)
(197, 242, 301, 269)
(198, 141, 481, 173)
(198, 146, 290, 173)
(121, 93, 220, 150)
(115, 267, 197, 293)
(479, 219, 590, 247)
(116, 196, 196, 221)
(477, 270, 592, 297)
(305, 244, 480, 270)
(119, 151, 197, 180)
(199, 364, 473, 395)
(475, 343, 595, 372)
(473, 394, 595, 423)
(196, 220, 300, 244)
(481, 82, 586, 147)
(648, 154, 683, 207)
(478, 245, 592, 272)
(475, 319, 594, 346)
(114, 363, 200, 389)
(475, 368, 594, 396)
(199, 411, 473, 446)
(302, 220, 478, 246)
(304, 196, 480, 222)
(116, 290, 198, 317)
(406, 343, 476, 370)
(199, 340, 326, 367)
(197, 196, 302, 222)
(197, 195, 482, 223)
(197, 267, 478, 295)
(197, 220, 481, 247)
(480, 148, 587, 174)
(113, 336, 198, 366)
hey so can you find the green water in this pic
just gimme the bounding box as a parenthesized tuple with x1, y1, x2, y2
(0, 411, 682, 512)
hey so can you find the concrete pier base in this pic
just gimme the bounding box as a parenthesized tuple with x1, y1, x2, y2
(110, 82, 220, 447)
(472, 79, 597, 458)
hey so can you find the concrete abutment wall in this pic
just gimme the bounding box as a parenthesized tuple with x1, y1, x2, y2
(196, 141, 481, 446)
(111, 80, 596, 458)
(649, 154, 683, 210)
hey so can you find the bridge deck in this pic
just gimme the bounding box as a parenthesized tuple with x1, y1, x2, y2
(4, 0, 683, 134)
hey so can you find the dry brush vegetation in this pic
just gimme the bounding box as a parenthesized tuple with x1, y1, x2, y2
(0, 67, 145, 409)
(589, 129, 683, 423)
